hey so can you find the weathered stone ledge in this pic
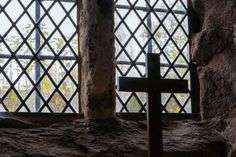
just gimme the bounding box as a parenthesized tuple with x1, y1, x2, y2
(0, 117, 227, 157)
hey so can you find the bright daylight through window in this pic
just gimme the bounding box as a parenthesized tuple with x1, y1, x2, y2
(0, 0, 192, 114)
(115, 0, 192, 113)
(0, 0, 79, 113)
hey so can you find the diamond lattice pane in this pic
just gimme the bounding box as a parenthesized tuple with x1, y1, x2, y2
(59, 76, 77, 100)
(165, 96, 181, 113)
(0, 73, 10, 98)
(4, 90, 21, 112)
(48, 92, 66, 113)
(126, 95, 142, 112)
(25, 91, 43, 112)
(14, 74, 33, 99)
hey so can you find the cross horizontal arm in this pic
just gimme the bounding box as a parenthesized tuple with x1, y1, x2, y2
(118, 77, 149, 92)
(118, 77, 188, 93)
(160, 79, 188, 93)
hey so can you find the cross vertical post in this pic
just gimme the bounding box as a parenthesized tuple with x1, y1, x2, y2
(146, 53, 162, 157)
(118, 53, 188, 157)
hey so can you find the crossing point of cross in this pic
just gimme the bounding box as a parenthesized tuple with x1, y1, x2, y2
(118, 53, 188, 157)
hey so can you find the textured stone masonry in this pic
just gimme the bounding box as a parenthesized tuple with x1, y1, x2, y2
(190, 0, 236, 156)
(79, 0, 115, 119)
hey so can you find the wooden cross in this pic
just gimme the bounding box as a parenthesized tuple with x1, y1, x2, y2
(117, 53, 188, 157)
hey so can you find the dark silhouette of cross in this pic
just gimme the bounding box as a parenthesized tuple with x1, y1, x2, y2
(118, 53, 188, 157)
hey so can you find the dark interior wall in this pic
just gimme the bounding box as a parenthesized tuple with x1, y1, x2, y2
(190, 1, 236, 155)
(190, 0, 236, 119)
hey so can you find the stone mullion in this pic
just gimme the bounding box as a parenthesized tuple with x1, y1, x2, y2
(79, 0, 115, 119)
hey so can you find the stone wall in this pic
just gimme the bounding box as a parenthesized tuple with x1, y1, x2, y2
(190, 0, 236, 156)
(190, 0, 236, 119)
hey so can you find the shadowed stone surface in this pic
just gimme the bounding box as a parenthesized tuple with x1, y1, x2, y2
(190, 0, 236, 156)
(0, 118, 227, 157)
(223, 117, 236, 157)
(191, 0, 236, 119)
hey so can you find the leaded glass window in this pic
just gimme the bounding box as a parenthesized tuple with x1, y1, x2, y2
(115, 0, 193, 113)
(0, 0, 79, 113)
(0, 0, 194, 114)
